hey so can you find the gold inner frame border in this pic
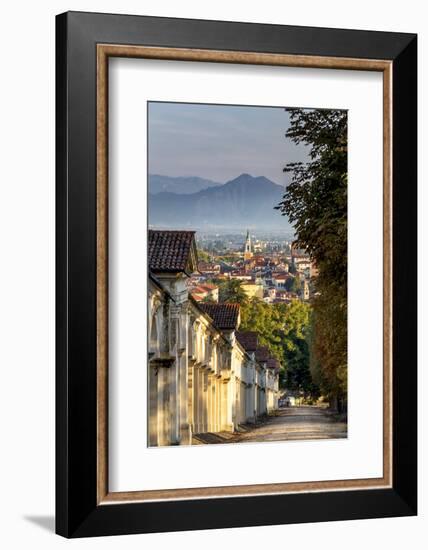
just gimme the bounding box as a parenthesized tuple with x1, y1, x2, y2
(96, 44, 393, 504)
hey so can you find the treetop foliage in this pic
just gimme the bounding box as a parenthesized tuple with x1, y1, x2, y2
(276, 108, 348, 408)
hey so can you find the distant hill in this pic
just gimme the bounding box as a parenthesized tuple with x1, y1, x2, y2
(148, 173, 290, 231)
(149, 174, 221, 195)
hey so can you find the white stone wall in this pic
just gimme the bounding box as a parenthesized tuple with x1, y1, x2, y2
(148, 276, 279, 446)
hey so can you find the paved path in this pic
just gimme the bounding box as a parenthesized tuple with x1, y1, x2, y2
(192, 406, 347, 444)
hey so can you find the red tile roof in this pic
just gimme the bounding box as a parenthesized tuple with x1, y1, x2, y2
(149, 230, 196, 273)
(199, 283, 218, 291)
(199, 303, 240, 330)
(191, 293, 205, 302)
(273, 273, 291, 280)
(190, 286, 209, 295)
(236, 331, 259, 351)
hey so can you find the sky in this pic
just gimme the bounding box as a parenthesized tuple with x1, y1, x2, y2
(148, 102, 310, 185)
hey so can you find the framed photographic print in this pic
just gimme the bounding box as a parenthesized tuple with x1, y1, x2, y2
(56, 11, 417, 537)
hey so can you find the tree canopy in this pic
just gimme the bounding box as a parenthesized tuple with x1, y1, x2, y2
(240, 298, 316, 395)
(285, 275, 301, 293)
(217, 279, 249, 305)
(276, 108, 348, 411)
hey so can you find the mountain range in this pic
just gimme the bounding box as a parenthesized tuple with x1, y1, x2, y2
(148, 173, 290, 231)
(149, 174, 221, 195)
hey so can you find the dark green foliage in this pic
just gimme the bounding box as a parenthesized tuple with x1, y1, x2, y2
(197, 248, 212, 262)
(240, 298, 316, 395)
(276, 108, 348, 409)
(285, 275, 301, 293)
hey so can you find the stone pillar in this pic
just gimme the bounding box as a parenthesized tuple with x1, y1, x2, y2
(206, 373, 212, 432)
(230, 377, 237, 432)
(255, 386, 259, 417)
(256, 386, 260, 416)
(157, 366, 169, 446)
(234, 377, 239, 431)
(221, 380, 229, 431)
(197, 365, 204, 433)
(210, 374, 216, 432)
(237, 381, 241, 426)
(148, 362, 158, 447)
(215, 377, 221, 432)
(251, 384, 256, 422)
(168, 307, 180, 445)
(193, 365, 200, 433)
(149, 357, 174, 446)
(188, 360, 194, 439)
(178, 350, 190, 444)
(168, 359, 179, 444)
(212, 380, 218, 432)
(202, 369, 208, 433)
(241, 383, 244, 424)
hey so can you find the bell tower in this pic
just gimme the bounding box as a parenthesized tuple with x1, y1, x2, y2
(244, 229, 253, 260)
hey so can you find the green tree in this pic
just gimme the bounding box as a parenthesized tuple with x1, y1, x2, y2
(218, 279, 248, 305)
(240, 298, 284, 361)
(285, 275, 301, 293)
(276, 108, 347, 411)
(197, 248, 212, 262)
(240, 298, 317, 397)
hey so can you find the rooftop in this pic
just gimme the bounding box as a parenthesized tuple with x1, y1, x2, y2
(199, 283, 218, 291)
(272, 273, 291, 280)
(255, 346, 270, 363)
(199, 303, 240, 330)
(236, 331, 259, 352)
(267, 357, 280, 371)
(149, 230, 197, 274)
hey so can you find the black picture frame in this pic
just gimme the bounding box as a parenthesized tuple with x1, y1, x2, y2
(56, 11, 417, 538)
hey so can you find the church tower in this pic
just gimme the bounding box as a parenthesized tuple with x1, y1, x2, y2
(244, 229, 253, 260)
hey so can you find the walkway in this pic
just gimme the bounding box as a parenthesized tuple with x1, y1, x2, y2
(192, 406, 347, 444)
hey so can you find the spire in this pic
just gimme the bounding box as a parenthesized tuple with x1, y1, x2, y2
(244, 229, 253, 260)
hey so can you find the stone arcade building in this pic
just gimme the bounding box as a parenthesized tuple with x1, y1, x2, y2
(148, 230, 279, 447)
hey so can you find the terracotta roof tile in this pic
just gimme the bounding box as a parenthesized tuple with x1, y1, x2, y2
(149, 230, 196, 273)
(199, 283, 217, 290)
(199, 303, 240, 330)
(273, 273, 291, 280)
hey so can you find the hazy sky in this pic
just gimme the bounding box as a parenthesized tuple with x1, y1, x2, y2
(148, 102, 309, 184)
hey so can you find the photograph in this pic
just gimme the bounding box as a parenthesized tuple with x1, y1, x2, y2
(147, 101, 348, 446)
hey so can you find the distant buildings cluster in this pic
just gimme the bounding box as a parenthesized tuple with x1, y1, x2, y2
(189, 229, 316, 305)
